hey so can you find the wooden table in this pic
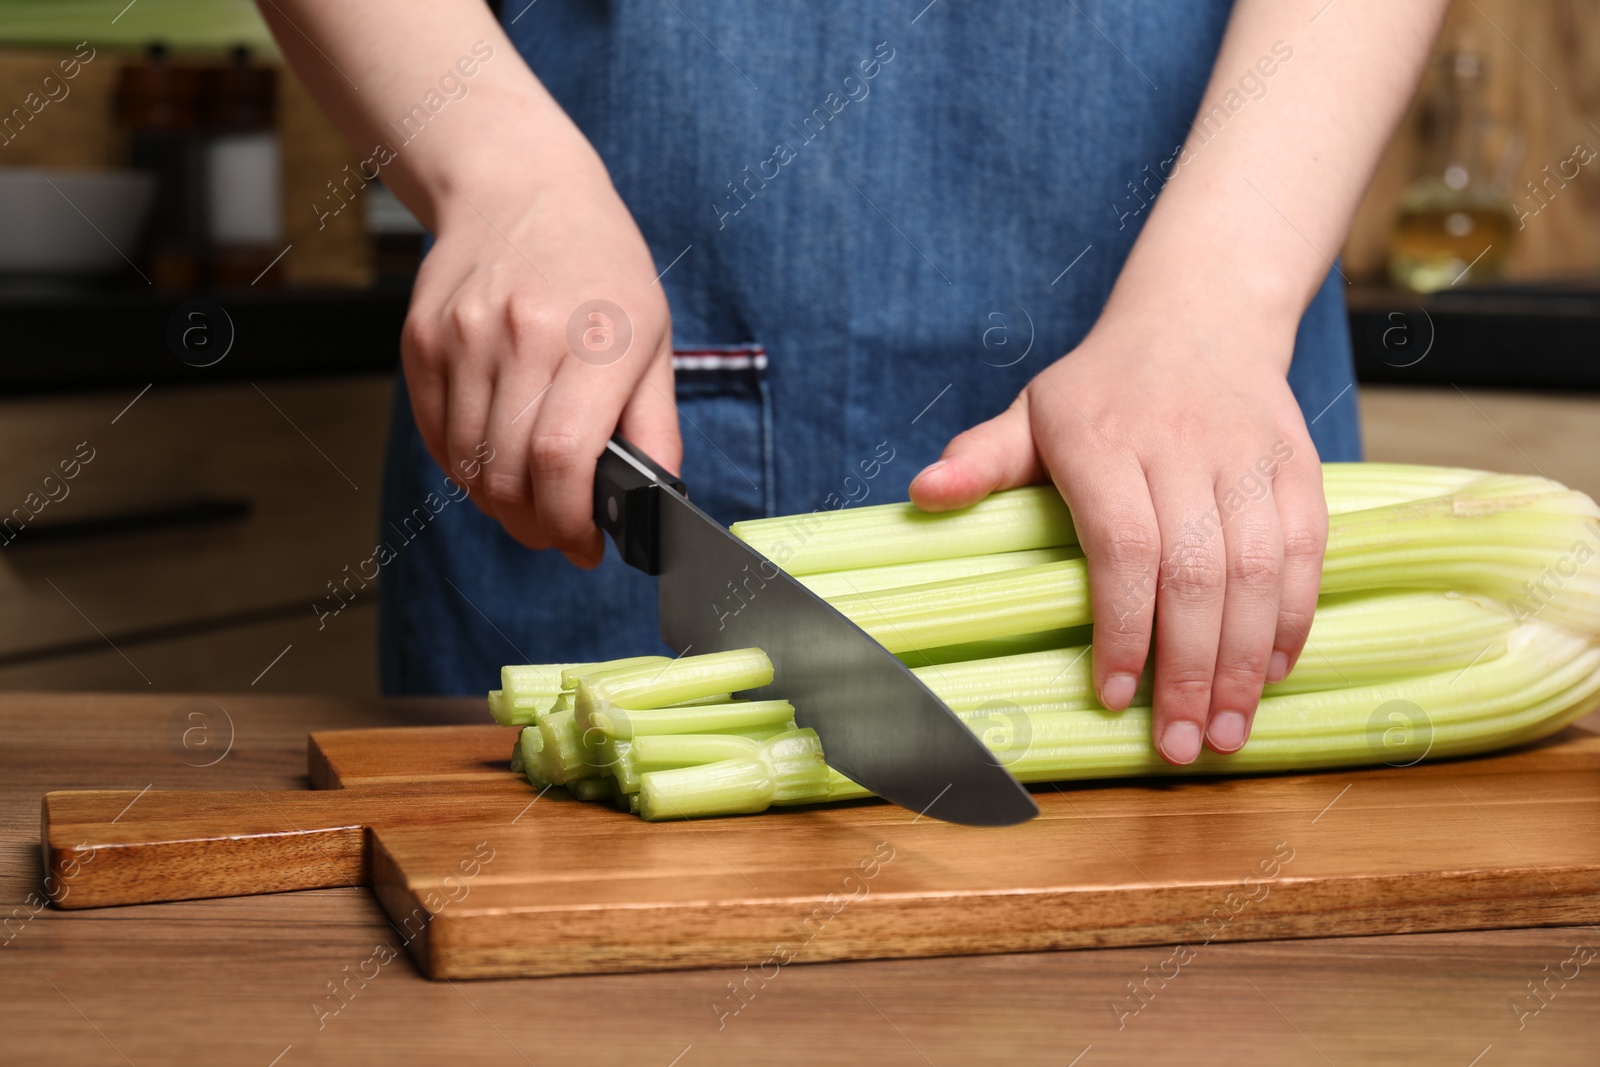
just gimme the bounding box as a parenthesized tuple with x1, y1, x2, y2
(5, 694, 1599, 1066)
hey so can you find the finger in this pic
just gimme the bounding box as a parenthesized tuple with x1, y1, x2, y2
(616, 344, 683, 476)
(481, 363, 555, 551)
(444, 357, 495, 518)
(400, 312, 450, 479)
(1045, 449, 1160, 714)
(1148, 472, 1227, 765)
(1204, 480, 1283, 754)
(528, 359, 633, 569)
(1268, 448, 1329, 682)
(908, 398, 1041, 512)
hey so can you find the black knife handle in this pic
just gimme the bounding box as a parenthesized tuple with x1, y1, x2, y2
(594, 435, 687, 575)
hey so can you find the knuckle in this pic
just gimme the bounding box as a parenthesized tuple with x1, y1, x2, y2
(449, 300, 492, 344)
(1095, 519, 1160, 570)
(529, 429, 588, 476)
(1096, 579, 1155, 640)
(1213, 654, 1268, 689)
(1226, 543, 1281, 587)
(1275, 604, 1315, 644)
(1099, 608, 1148, 644)
(1159, 669, 1215, 702)
(1281, 520, 1328, 562)
(1161, 544, 1225, 601)
(481, 470, 527, 509)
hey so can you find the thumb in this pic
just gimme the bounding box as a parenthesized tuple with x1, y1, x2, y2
(616, 346, 683, 475)
(909, 397, 1043, 512)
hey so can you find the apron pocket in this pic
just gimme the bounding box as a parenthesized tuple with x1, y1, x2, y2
(671, 344, 774, 522)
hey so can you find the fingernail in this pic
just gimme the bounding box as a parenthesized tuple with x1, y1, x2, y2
(1208, 711, 1247, 753)
(1102, 673, 1138, 711)
(914, 459, 947, 481)
(1267, 650, 1290, 684)
(1160, 721, 1202, 765)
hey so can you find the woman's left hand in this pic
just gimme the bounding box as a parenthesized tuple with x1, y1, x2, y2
(909, 306, 1327, 764)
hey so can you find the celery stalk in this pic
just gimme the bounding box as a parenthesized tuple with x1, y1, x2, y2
(730, 465, 1521, 577)
(822, 485, 1600, 655)
(586, 699, 796, 739)
(529, 710, 596, 786)
(494, 464, 1600, 824)
(800, 547, 1081, 599)
(566, 648, 773, 708)
(638, 729, 828, 821)
(495, 655, 669, 725)
(631, 734, 762, 770)
(896, 627, 1093, 667)
(638, 758, 774, 820)
(829, 559, 1091, 653)
(732, 486, 1078, 575)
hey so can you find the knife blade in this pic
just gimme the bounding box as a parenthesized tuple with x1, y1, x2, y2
(595, 436, 1038, 827)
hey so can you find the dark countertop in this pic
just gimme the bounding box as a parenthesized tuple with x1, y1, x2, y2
(0, 282, 411, 395)
(1347, 281, 1600, 391)
(3, 278, 1597, 395)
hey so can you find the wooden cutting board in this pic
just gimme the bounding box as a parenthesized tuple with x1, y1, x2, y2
(41, 722, 1600, 979)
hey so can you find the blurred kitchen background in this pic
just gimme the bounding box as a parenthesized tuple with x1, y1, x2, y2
(0, 0, 1595, 697)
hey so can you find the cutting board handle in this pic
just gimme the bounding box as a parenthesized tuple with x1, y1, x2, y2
(41, 788, 370, 910)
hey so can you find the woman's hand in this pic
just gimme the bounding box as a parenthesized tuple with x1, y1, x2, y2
(402, 152, 680, 567)
(253, 0, 681, 568)
(905, 0, 1449, 763)
(910, 310, 1327, 763)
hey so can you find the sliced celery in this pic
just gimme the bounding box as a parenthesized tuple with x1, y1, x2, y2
(530, 710, 594, 786)
(503, 656, 667, 697)
(638, 758, 773, 820)
(631, 734, 762, 770)
(586, 699, 796, 740)
(566, 648, 773, 708)
(638, 729, 828, 821)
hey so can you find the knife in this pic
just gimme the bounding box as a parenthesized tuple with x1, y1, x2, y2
(594, 435, 1039, 827)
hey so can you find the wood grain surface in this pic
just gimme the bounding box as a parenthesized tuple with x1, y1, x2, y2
(39, 716, 1600, 983)
(7, 693, 1600, 1066)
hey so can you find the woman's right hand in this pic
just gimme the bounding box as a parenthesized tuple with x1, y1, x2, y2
(401, 149, 681, 567)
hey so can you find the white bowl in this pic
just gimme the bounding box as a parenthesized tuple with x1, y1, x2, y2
(0, 168, 156, 275)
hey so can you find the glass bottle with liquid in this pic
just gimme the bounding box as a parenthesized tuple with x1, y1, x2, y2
(1388, 51, 1518, 293)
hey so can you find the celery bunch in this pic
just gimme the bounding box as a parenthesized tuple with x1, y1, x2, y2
(491, 464, 1600, 820)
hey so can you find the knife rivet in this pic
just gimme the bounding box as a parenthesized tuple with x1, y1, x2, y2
(607, 495, 619, 523)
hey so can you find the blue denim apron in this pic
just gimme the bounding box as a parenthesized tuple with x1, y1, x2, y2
(378, 1, 1362, 695)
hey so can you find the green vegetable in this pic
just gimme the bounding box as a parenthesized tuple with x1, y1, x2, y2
(489, 464, 1600, 822)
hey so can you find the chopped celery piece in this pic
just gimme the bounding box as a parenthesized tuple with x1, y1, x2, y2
(584, 698, 796, 740)
(518, 726, 551, 789)
(503, 656, 667, 697)
(566, 648, 773, 708)
(631, 734, 762, 770)
(638, 729, 828, 820)
(531, 710, 596, 786)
